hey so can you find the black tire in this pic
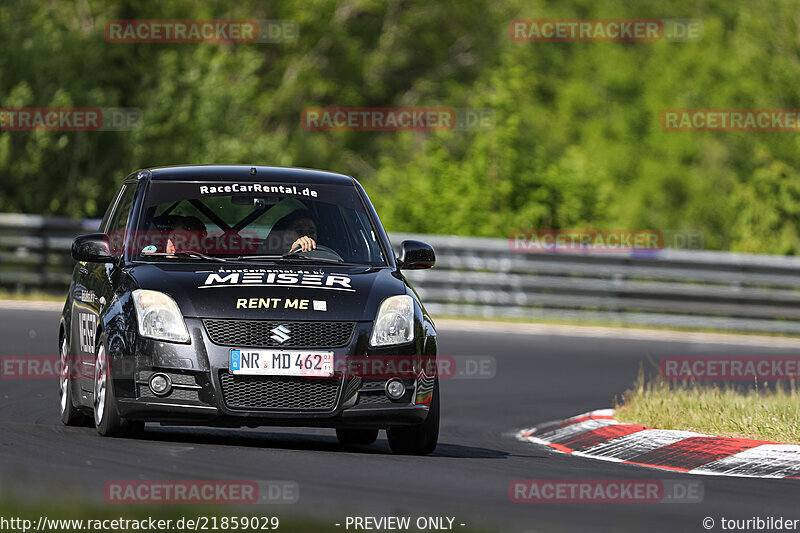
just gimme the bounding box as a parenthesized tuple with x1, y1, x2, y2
(93, 339, 125, 437)
(59, 336, 86, 426)
(387, 379, 439, 455)
(336, 428, 379, 446)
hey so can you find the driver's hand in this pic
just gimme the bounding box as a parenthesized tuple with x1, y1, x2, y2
(290, 236, 316, 252)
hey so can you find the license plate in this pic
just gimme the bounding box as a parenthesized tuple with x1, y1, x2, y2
(229, 349, 334, 377)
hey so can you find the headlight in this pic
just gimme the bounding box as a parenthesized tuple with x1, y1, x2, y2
(370, 295, 414, 347)
(132, 289, 190, 343)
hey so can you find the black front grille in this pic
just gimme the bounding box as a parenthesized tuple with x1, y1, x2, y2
(137, 371, 202, 403)
(138, 371, 197, 386)
(361, 379, 387, 390)
(219, 372, 340, 410)
(356, 392, 392, 407)
(139, 387, 201, 403)
(204, 320, 355, 348)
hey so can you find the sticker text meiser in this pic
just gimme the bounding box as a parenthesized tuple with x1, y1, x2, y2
(200, 271, 353, 291)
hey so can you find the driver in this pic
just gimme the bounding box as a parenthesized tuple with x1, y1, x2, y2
(166, 216, 207, 254)
(272, 210, 317, 252)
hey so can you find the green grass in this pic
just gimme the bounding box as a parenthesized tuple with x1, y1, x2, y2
(614, 371, 800, 444)
(435, 314, 800, 339)
(0, 289, 64, 302)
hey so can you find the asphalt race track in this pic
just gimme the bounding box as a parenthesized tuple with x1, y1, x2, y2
(1, 307, 799, 532)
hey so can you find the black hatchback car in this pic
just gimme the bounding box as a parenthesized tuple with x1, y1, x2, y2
(59, 165, 439, 455)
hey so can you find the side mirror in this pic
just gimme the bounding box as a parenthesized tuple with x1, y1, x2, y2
(72, 233, 114, 263)
(397, 240, 435, 270)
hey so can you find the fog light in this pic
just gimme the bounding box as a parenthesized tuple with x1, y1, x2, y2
(149, 373, 171, 396)
(385, 379, 406, 400)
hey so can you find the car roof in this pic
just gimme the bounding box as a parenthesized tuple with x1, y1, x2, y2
(135, 165, 355, 186)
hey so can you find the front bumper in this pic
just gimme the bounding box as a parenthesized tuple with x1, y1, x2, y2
(111, 318, 434, 429)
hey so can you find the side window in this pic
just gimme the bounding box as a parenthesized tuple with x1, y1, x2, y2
(106, 184, 137, 233)
(103, 183, 138, 253)
(99, 186, 125, 232)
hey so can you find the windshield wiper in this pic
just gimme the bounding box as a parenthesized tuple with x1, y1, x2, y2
(140, 251, 229, 262)
(282, 252, 348, 264)
(237, 253, 346, 265)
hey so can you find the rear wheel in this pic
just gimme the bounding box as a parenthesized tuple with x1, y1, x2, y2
(387, 379, 439, 455)
(59, 337, 86, 426)
(336, 428, 379, 446)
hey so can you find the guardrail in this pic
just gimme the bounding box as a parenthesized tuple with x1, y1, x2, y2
(0, 214, 99, 292)
(3, 214, 800, 334)
(394, 234, 800, 334)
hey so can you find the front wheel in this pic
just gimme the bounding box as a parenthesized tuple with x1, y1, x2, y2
(387, 379, 439, 455)
(93, 340, 125, 437)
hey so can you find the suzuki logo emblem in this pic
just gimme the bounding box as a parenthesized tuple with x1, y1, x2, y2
(270, 325, 291, 344)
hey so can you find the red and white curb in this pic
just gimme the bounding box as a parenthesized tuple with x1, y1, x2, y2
(519, 409, 800, 479)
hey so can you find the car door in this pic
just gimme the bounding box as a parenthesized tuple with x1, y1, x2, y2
(73, 182, 138, 399)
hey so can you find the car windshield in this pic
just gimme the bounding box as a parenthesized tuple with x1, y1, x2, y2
(128, 180, 386, 266)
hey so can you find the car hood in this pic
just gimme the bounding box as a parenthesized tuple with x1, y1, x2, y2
(126, 262, 406, 321)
